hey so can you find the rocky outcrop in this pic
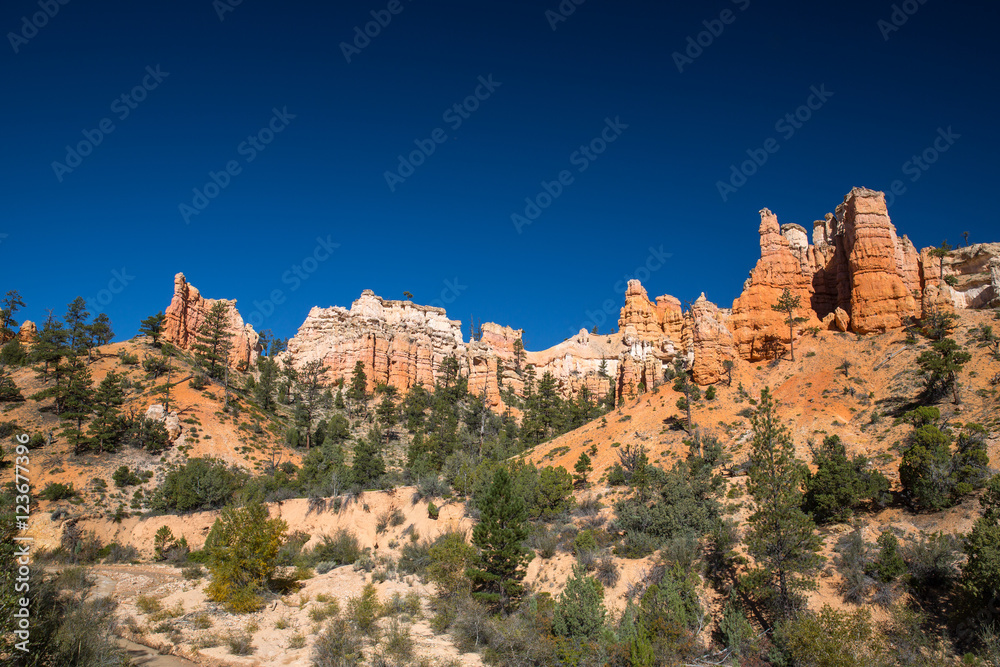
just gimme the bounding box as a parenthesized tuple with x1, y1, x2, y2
(163, 273, 260, 368)
(17, 320, 37, 344)
(285, 291, 465, 394)
(930, 243, 1000, 310)
(731, 208, 820, 360)
(836, 188, 919, 332)
(145, 404, 181, 441)
(688, 295, 735, 385)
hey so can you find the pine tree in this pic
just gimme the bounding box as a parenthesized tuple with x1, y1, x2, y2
(88, 313, 114, 349)
(0, 368, 24, 402)
(553, 565, 606, 639)
(350, 433, 385, 488)
(33, 313, 70, 378)
(962, 475, 1000, 604)
(0, 290, 25, 344)
(916, 337, 971, 403)
(513, 336, 525, 371)
(467, 467, 533, 612)
(87, 371, 125, 453)
(744, 387, 823, 623)
(254, 357, 278, 412)
(192, 301, 233, 380)
(376, 395, 397, 442)
(139, 312, 166, 346)
(574, 452, 593, 488)
(771, 288, 806, 361)
(58, 356, 93, 453)
(294, 360, 328, 450)
(64, 297, 91, 356)
(347, 360, 368, 414)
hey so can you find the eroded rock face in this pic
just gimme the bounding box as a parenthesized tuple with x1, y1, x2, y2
(688, 294, 735, 385)
(17, 320, 37, 344)
(727, 187, 984, 360)
(730, 208, 820, 360)
(163, 273, 260, 368)
(285, 291, 465, 394)
(145, 404, 181, 441)
(836, 188, 919, 332)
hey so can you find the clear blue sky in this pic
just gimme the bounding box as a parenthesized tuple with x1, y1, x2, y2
(3, 0, 998, 350)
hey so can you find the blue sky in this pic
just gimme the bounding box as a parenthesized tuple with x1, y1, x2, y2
(2, 0, 998, 350)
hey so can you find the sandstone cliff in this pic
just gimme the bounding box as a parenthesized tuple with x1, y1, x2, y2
(163, 273, 260, 368)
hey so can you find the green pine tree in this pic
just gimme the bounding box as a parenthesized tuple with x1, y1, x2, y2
(347, 360, 368, 414)
(467, 467, 533, 612)
(553, 565, 606, 639)
(87, 370, 125, 453)
(744, 387, 823, 623)
(192, 301, 233, 380)
(64, 297, 92, 356)
(294, 359, 328, 450)
(58, 356, 94, 453)
(770, 288, 806, 361)
(139, 312, 166, 346)
(88, 313, 114, 349)
(0, 290, 26, 344)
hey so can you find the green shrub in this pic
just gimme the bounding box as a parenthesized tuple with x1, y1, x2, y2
(869, 531, 907, 583)
(307, 529, 362, 567)
(779, 605, 886, 666)
(900, 424, 990, 511)
(347, 583, 382, 634)
(573, 530, 598, 556)
(427, 501, 439, 520)
(312, 617, 365, 666)
(553, 565, 606, 639)
(804, 435, 890, 523)
(705, 385, 716, 400)
(151, 457, 245, 512)
(39, 482, 76, 501)
(112, 465, 142, 488)
(206, 501, 288, 613)
(904, 531, 962, 593)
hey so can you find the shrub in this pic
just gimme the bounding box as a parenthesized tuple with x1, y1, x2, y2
(398, 538, 433, 576)
(705, 385, 716, 400)
(428, 531, 476, 598)
(384, 618, 414, 661)
(595, 553, 620, 588)
(312, 617, 365, 667)
(900, 424, 990, 510)
(529, 525, 559, 559)
(427, 501, 439, 520)
(38, 482, 76, 501)
(553, 565, 606, 639)
(779, 605, 886, 666)
(226, 630, 255, 655)
(804, 435, 890, 523)
(573, 530, 598, 556)
(151, 458, 245, 512)
(869, 531, 907, 583)
(904, 531, 962, 594)
(112, 465, 142, 488)
(347, 583, 382, 634)
(533, 465, 575, 519)
(118, 350, 139, 365)
(104, 542, 139, 564)
(205, 501, 288, 613)
(307, 529, 362, 567)
(189, 375, 208, 390)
